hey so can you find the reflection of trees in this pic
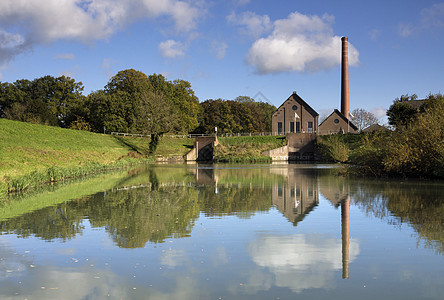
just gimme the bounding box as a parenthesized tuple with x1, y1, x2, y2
(0, 202, 85, 241)
(85, 184, 200, 247)
(318, 172, 444, 255)
(198, 185, 272, 218)
(352, 181, 444, 254)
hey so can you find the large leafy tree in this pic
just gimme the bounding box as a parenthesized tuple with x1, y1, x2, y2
(1, 76, 85, 127)
(134, 91, 178, 153)
(149, 74, 199, 133)
(196, 97, 276, 134)
(386, 94, 421, 129)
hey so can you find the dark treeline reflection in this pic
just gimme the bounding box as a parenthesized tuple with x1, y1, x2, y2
(0, 166, 276, 247)
(318, 171, 444, 255)
(351, 180, 444, 254)
(1, 165, 443, 254)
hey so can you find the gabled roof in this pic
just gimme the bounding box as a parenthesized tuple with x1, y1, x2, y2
(319, 109, 358, 131)
(362, 123, 390, 132)
(273, 92, 319, 117)
(399, 99, 427, 109)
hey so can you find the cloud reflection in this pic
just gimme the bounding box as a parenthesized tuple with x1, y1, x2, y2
(246, 234, 360, 293)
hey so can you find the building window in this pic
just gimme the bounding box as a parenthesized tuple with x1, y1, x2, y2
(308, 121, 313, 133)
(290, 122, 294, 133)
(296, 122, 300, 133)
(278, 122, 282, 134)
(292, 105, 298, 110)
(334, 119, 339, 124)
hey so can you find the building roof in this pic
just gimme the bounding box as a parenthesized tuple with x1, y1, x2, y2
(273, 92, 319, 117)
(362, 123, 390, 132)
(319, 109, 359, 131)
(399, 99, 427, 109)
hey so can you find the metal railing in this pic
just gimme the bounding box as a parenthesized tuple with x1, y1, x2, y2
(111, 131, 287, 138)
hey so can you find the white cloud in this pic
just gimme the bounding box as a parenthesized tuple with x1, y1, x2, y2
(244, 12, 360, 74)
(370, 106, 387, 119)
(55, 53, 76, 60)
(234, 0, 251, 6)
(0, 0, 204, 64)
(369, 29, 381, 40)
(159, 40, 186, 59)
(398, 3, 444, 38)
(211, 40, 228, 59)
(247, 234, 360, 293)
(398, 23, 413, 38)
(227, 11, 273, 38)
(0, 29, 28, 64)
(420, 3, 444, 29)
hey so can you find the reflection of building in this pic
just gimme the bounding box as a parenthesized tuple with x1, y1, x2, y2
(271, 167, 352, 279)
(271, 166, 319, 225)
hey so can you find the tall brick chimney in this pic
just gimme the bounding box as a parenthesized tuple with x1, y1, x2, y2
(341, 37, 350, 120)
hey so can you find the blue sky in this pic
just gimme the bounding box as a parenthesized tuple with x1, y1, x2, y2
(1, 0, 443, 123)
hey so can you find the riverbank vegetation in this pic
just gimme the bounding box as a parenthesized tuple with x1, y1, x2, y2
(0, 118, 195, 195)
(318, 94, 444, 179)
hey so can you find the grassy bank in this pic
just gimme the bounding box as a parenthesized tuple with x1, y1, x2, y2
(214, 135, 286, 162)
(0, 119, 197, 195)
(0, 119, 153, 194)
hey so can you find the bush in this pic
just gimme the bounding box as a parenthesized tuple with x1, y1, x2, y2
(317, 135, 350, 163)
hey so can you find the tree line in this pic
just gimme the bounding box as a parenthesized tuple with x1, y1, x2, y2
(0, 69, 276, 145)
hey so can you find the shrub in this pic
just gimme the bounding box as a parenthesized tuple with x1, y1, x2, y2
(317, 135, 350, 163)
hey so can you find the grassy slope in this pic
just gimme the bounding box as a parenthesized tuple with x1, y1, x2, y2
(214, 135, 286, 162)
(0, 119, 195, 181)
(0, 119, 141, 181)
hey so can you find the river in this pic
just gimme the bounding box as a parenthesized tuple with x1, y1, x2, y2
(0, 163, 443, 299)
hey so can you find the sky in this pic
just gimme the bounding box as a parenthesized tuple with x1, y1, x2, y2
(1, 0, 443, 123)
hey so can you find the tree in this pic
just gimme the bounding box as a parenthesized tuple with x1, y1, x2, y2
(87, 69, 154, 133)
(350, 108, 379, 131)
(1, 76, 86, 127)
(134, 91, 178, 153)
(386, 94, 421, 129)
(149, 74, 199, 133)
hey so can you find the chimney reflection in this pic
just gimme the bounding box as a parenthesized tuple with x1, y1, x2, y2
(341, 194, 350, 279)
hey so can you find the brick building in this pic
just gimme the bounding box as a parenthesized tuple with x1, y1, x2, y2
(318, 109, 358, 135)
(271, 92, 319, 135)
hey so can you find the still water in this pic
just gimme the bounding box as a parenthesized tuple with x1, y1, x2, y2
(0, 164, 443, 299)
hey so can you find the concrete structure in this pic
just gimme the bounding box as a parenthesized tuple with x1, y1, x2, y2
(271, 92, 319, 135)
(262, 133, 317, 160)
(318, 109, 358, 135)
(184, 136, 218, 161)
(341, 37, 350, 120)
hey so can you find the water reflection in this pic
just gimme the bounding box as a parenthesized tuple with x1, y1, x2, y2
(0, 164, 444, 299)
(247, 233, 359, 293)
(1, 165, 443, 256)
(270, 167, 319, 225)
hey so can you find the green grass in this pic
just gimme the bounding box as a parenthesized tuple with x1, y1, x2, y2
(214, 135, 285, 162)
(155, 136, 194, 158)
(0, 170, 134, 221)
(0, 119, 155, 193)
(0, 119, 141, 179)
